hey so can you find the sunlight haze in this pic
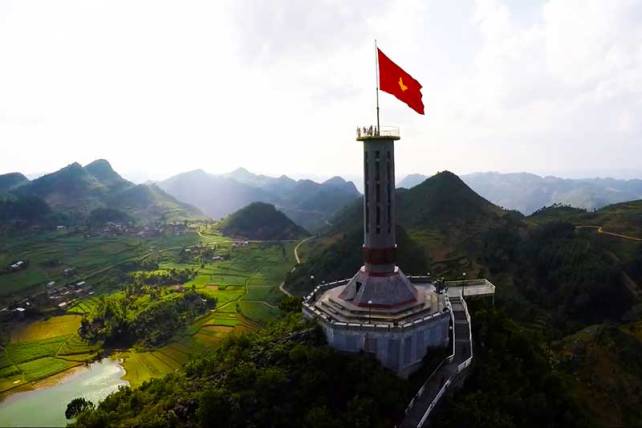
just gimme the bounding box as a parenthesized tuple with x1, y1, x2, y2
(1, 0, 641, 181)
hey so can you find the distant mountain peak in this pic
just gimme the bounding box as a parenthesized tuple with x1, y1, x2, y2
(183, 169, 209, 177)
(398, 173, 429, 189)
(323, 176, 347, 185)
(85, 159, 127, 187)
(0, 172, 29, 193)
(85, 159, 112, 169)
(431, 170, 465, 185)
(227, 167, 254, 179)
(399, 170, 504, 227)
(412, 170, 465, 192)
(231, 167, 251, 174)
(66, 162, 84, 170)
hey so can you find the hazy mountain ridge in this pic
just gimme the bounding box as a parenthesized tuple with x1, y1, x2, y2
(398, 171, 642, 215)
(0, 172, 29, 193)
(159, 168, 360, 231)
(2, 160, 202, 226)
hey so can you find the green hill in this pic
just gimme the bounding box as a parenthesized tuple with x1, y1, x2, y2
(398, 171, 518, 260)
(399, 171, 504, 225)
(15, 162, 106, 214)
(526, 199, 642, 239)
(402, 172, 642, 214)
(285, 171, 516, 295)
(84, 159, 130, 191)
(7, 160, 203, 225)
(0, 194, 51, 225)
(552, 323, 642, 426)
(220, 202, 308, 240)
(588, 200, 642, 236)
(286, 170, 638, 327)
(527, 204, 589, 225)
(68, 315, 412, 428)
(0, 172, 29, 193)
(285, 170, 642, 428)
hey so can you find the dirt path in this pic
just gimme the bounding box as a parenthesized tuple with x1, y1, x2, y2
(278, 281, 293, 297)
(294, 236, 314, 265)
(278, 236, 315, 297)
(576, 225, 642, 241)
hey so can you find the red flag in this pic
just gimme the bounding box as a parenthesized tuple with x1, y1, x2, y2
(377, 48, 424, 115)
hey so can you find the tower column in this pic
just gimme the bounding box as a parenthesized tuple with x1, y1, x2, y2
(359, 132, 399, 274)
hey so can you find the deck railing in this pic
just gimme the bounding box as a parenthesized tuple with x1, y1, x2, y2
(356, 125, 400, 139)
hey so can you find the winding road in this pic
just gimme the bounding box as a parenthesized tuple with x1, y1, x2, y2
(278, 236, 316, 297)
(575, 225, 642, 241)
(294, 236, 315, 265)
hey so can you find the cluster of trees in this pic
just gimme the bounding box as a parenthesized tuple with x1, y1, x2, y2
(481, 221, 632, 330)
(70, 314, 410, 428)
(80, 289, 214, 347)
(0, 195, 50, 226)
(131, 268, 197, 287)
(0, 195, 50, 222)
(433, 308, 593, 428)
(87, 208, 133, 227)
(69, 308, 597, 428)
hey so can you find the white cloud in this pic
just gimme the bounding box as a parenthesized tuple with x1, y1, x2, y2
(0, 0, 640, 181)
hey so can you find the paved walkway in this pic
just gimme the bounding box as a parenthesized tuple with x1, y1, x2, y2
(400, 296, 472, 428)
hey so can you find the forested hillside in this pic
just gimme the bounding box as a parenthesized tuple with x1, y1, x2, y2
(284, 170, 642, 427)
(0, 160, 203, 228)
(220, 202, 309, 240)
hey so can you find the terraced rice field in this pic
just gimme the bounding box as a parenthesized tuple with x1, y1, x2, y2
(0, 315, 100, 393)
(66, 297, 101, 315)
(0, 231, 199, 300)
(1, 228, 299, 393)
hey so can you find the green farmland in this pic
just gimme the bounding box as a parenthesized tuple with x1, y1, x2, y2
(0, 315, 100, 394)
(0, 225, 298, 393)
(0, 230, 199, 301)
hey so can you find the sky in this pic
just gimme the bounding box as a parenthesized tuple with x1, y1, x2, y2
(0, 0, 641, 182)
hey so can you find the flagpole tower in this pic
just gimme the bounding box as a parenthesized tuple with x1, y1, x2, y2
(375, 39, 381, 133)
(301, 45, 467, 377)
(302, 123, 452, 377)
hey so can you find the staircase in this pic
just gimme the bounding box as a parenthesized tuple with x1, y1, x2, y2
(400, 295, 473, 428)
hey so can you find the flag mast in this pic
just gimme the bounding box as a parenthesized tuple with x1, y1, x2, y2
(375, 39, 380, 134)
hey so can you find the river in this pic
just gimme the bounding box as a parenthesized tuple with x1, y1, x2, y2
(0, 358, 128, 427)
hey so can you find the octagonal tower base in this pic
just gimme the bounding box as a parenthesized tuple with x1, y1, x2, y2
(303, 269, 452, 378)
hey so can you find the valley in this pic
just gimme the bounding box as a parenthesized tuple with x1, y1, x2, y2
(0, 222, 297, 405)
(1, 162, 641, 427)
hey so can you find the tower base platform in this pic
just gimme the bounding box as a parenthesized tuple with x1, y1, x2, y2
(303, 268, 452, 378)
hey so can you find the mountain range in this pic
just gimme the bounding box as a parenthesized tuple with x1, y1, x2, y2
(285, 170, 519, 296)
(284, 169, 642, 426)
(158, 168, 360, 231)
(0, 160, 202, 226)
(398, 171, 642, 215)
